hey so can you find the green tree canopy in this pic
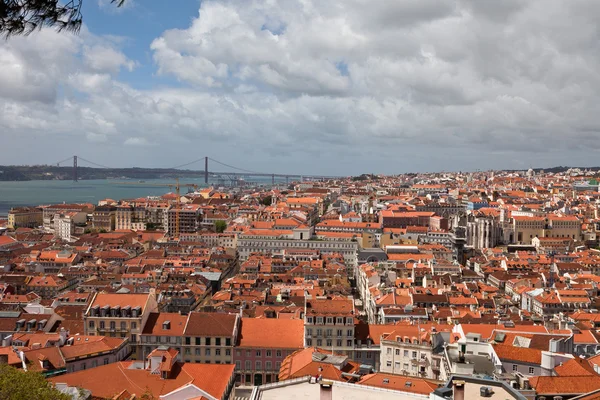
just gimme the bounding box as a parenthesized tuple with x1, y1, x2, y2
(0, 364, 71, 400)
(214, 220, 227, 233)
(260, 195, 272, 206)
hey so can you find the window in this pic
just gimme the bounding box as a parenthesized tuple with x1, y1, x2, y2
(512, 364, 518, 371)
(387, 348, 392, 355)
(307, 328, 313, 336)
(226, 349, 231, 356)
(316, 339, 322, 346)
(110, 321, 116, 330)
(326, 329, 332, 337)
(236, 350, 241, 356)
(276, 350, 282, 358)
(205, 348, 211, 356)
(307, 317, 313, 324)
(326, 317, 333, 324)
(206, 337, 211, 346)
(528, 367, 535, 374)
(256, 361, 262, 370)
(386, 361, 392, 367)
(226, 338, 231, 346)
(195, 348, 200, 355)
(104, 358, 109, 365)
(306, 339, 312, 346)
(366, 352, 372, 359)
(216, 349, 221, 356)
(185, 348, 191, 355)
(245, 360, 251, 370)
(196, 337, 201, 345)
(347, 340, 352, 347)
(395, 349, 400, 356)
(317, 317, 323, 324)
(337, 317, 343, 324)
(266, 350, 272, 357)
(412, 351, 417, 358)
(266, 361, 272, 370)
(120, 321, 126, 331)
(246, 350, 251, 357)
(346, 317, 353, 325)
(316, 329, 322, 336)
(347, 329, 353, 337)
(185, 337, 191, 345)
(256, 350, 261, 357)
(89, 321, 95, 329)
(216, 338, 221, 346)
(131, 322, 137, 330)
(337, 329, 343, 337)
(356, 351, 362, 358)
(337, 339, 342, 347)
(236, 361, 241, 369)
(326, 339, 332, 347)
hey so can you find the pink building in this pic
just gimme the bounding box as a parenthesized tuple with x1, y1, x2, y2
(234, 318, 304, 386)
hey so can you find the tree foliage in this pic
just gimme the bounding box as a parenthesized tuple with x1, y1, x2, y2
(0, 364, 71, 400)
(214, 220, 227, 233)
(260, 195, 272, 206)
(0, 0, 125, 38)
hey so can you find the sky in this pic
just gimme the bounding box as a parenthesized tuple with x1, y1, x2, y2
(1, 0, 600, 175)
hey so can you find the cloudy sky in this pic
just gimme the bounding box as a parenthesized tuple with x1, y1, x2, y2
(1, 0, 599, 175)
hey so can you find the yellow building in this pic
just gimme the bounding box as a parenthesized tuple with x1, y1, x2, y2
(512, 216, 545, 244)
(8, 207, 43, 229)
(546, 215, 581, 240)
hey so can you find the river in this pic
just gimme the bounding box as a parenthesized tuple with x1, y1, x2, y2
(0, 177, 278, 216)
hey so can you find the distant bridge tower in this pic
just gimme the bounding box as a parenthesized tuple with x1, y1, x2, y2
(204, 156, 209, 185)
(73, 155, 78, 182)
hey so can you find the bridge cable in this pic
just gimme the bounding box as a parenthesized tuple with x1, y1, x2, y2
(77, 156, 111, 169)
(208, 157, 262, 174)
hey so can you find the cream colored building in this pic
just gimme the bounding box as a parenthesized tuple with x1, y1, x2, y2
(512, 216, 545, 244)
(379, 327, 441, 380)
(116, 205, 147, 231)
(84, 292, 159, 351)
(546, 215, 581, 240)
(8, 207, 43, 229)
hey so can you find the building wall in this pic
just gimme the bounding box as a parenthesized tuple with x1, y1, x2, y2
(304, 315, 355, 355)
(238, 238, 358, 267)
(66, 342, 131, 373)
(379, 339, 439, 380)
(233, 347, 297, 386)
(180, 335, 234, 364)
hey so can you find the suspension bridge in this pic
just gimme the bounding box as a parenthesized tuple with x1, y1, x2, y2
(53, 155, 342, 185)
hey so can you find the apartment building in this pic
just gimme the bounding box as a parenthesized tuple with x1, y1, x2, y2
(304, 297, 355, 357)
(8, 207, 43, 229)
(165, 204, 202, 236)
(546, 215, 581, 240)
(42, 203, 93, 230)
(84, 292, 159, 348)
(92, 205, 116, 231)
(234, 318, 304, 386)
(238, 233, 358, 268)
(379, 211, 435, 228)
(139, 312, 187, 359)
(181, 312, 239, 364)
(379, 326, 441, 380)
(54, 212, 86, 241)
(116, 204, 147, 231)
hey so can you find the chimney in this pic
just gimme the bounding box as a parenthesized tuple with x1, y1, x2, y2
(453, 380, 465, 400)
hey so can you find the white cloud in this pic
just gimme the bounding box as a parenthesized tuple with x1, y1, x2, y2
(124, 137, 152, 146)
(2, 1, 600, 174)
(83, 45, 137, 73)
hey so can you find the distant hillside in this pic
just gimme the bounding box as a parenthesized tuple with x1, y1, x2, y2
(0, 165, 207, 181)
